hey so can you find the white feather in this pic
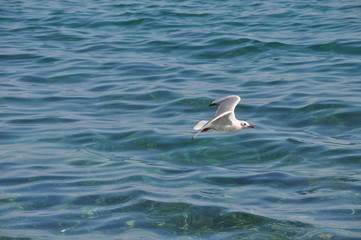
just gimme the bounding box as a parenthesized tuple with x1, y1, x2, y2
(193, 120, 208, 130)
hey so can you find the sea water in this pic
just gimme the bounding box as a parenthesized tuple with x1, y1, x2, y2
(1, 0, 360, 239)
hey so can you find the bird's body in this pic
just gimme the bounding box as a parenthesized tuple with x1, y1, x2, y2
(192, 95, 254, 139)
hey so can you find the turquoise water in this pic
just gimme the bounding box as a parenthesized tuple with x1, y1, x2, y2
(1, 0, 361, 239)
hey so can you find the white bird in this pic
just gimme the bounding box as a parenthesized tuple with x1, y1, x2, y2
(192, 95, 254, 139)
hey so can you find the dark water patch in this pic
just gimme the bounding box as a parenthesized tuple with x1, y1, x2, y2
(0, 53, 42, 61)
(0, 131, 20, 141)
(309, 41, 361, 55)
(36, 56, 60, 64)
(204, 171, 306, 187)
(8, 117, 77, 125)
(69, 159, 103, 167)
(193, 45, 262, 59)
(71, 191, 137, 207)
(40, 96, 90, 103)
(0, 235, 31, 240)
(35, 31, 87, 42)
(110, 3, 141, 8)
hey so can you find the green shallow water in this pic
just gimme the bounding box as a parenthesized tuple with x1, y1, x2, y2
(1, 0, 361, 239)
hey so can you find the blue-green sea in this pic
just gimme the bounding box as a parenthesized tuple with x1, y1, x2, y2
(1, 0, 361, 239)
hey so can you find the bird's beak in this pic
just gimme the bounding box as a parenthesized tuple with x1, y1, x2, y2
(248, 125, 254, 128)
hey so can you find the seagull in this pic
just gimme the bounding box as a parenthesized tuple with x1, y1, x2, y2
(192, 95, 254, 139)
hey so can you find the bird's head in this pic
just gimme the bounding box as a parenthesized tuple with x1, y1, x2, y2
(239, 121, 254, 129)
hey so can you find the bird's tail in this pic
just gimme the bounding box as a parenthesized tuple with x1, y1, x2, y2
(192, 130, 202, 139)
(192, 120, 208, 139)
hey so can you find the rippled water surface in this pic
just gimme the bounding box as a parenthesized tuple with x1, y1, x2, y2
(1, 0, 361, 239)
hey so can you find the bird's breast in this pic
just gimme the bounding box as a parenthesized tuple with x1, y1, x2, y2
(212, 124, 240, 132)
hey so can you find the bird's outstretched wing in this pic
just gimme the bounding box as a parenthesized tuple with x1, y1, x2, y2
(210, 95, 241, 117)
(192, 111, 233, 139)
